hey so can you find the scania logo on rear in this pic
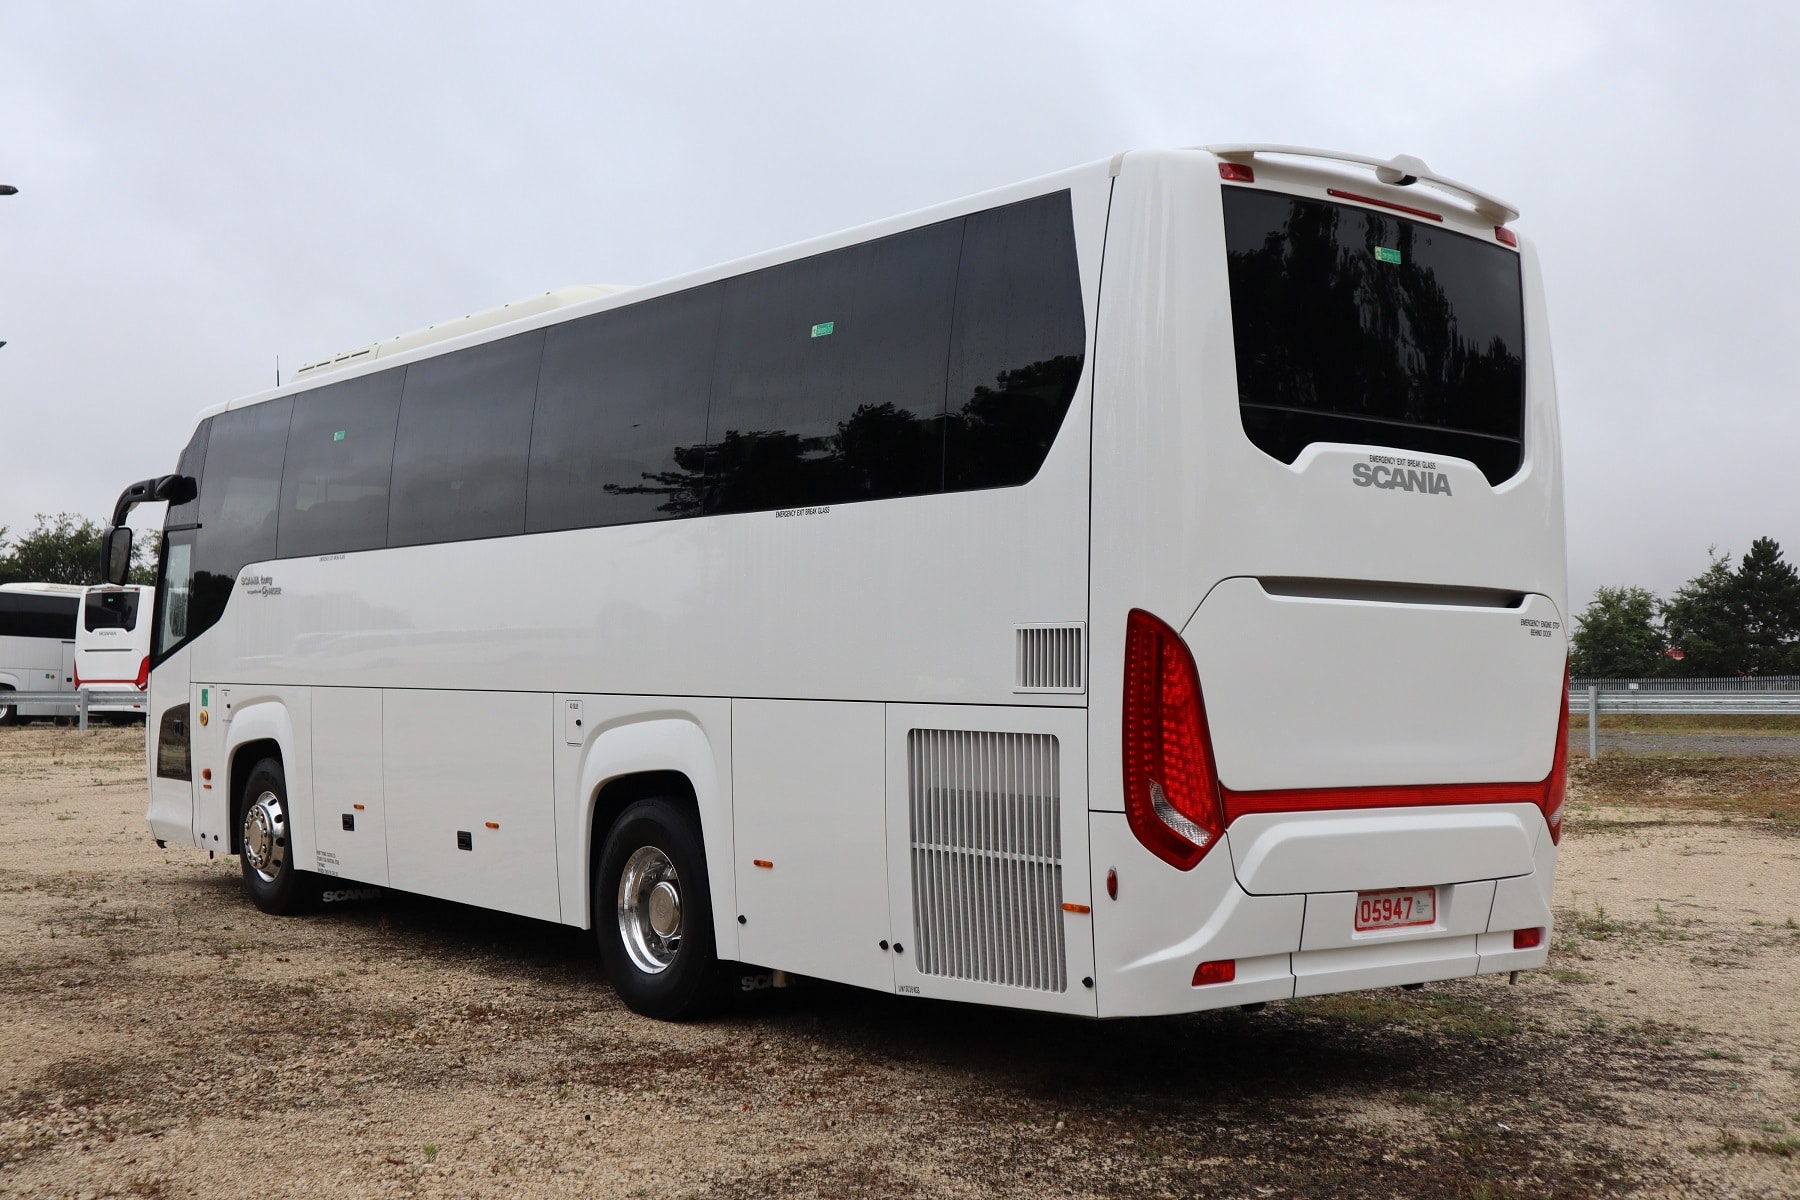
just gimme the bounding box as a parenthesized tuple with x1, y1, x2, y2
(1352, 456, 1452, 496)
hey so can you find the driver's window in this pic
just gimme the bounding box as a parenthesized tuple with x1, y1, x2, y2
(156, 537, 194, 657)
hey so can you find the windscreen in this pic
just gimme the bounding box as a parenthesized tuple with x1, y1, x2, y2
(1222, 187, 1526, 485)
(84, 590, 140, 632)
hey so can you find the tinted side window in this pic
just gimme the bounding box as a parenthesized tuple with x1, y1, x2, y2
(944, 192, 1087, 491)
(702, 219, 963, 516)
(277, 370, 403, 558)
(191, 398, 293, 639)
(0, 593, 79, 639)
(389, 332, 544, 546)
(166, 420, 210, 528)
(526, 287, 720, 531)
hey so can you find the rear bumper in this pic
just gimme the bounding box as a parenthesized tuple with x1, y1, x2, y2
(1089, 807, 1557, 1018)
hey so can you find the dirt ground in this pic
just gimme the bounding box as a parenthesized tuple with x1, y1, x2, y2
(2, 726, 1798, 1199)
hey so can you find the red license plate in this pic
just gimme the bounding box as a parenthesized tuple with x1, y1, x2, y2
(1355, 887, 1436, 932)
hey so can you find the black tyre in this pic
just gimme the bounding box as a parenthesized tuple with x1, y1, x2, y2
(238, 757, 317, 915)
(594, 797, 719, 1020)
(0, 687, 16, 727)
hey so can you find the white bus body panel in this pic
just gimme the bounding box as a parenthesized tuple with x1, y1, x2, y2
(310, 687, 387, 886)
(383, 690, 559, 922)
(733, 699, 892, 992)
(0, 640, 73, 714)
(1188, 579, 1564, 791)
(1228, 803, 1539, 896)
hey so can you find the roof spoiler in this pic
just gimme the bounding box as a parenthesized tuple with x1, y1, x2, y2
(1201, 144, 1519, 225)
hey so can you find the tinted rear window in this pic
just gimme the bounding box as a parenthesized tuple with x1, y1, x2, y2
(0, 593, 79, 640)
(1222, 188, 1526, 485)
(83, 590, 140, 632)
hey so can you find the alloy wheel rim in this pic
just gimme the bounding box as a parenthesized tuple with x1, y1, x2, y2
(617, 845, 682, 974)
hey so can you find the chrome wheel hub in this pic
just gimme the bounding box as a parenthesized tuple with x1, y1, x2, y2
(618, 846, 682, 974)
(242, 789, 289, 883)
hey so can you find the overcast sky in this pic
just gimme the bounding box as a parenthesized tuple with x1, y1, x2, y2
(3, 1, 1794, 612)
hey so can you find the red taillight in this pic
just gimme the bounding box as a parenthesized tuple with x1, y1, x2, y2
(1122, 609, 1225, 871)
(1218, 162, 1255, 183)
(1106, 868, 1118, 900)
(1325, 187, 1444, 222)
(72, 666, 82, 688)
(1542, 661, 1570, 844)
(1494, 225, 1518, 247)
(1513, 928, 1543, 950)
(135, 655, 150, 691)
(1193, 959, 1235, 986)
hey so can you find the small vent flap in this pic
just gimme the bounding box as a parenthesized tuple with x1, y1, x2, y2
(1015, 623, 1085, 692)
(908, 729, 1066, 992)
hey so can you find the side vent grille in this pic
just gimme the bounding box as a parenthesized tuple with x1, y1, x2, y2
(1015, 623, 1085, 693)
(907, 729, 1066, 992)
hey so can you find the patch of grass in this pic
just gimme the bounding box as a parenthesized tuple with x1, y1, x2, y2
(1563, 902, 1626, 942)
(423, 1143, 438, 1161)
(1704, 1130, 1800, 1157)
(1549, 967, 1594, 984)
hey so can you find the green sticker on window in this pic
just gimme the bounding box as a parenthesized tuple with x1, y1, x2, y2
(1374, 246, 1403, 265)
(201, 688, 209, 706)
(332, 430, 346, 441)
(810, 321, 835, 338)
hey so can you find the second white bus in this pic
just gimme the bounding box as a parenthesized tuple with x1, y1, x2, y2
(105, 145, 1567, 1020)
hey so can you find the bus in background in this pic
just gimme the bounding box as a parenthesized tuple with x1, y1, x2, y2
(0, 582, 81, 724)
(102, 145, 1566, 1022)
(74, 585, 151, 718)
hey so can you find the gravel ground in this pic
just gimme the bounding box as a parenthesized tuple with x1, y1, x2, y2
(2, 726, 1798, 1199)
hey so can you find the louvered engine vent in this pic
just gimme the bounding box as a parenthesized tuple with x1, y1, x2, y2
(907, 729, 1066, 992)
(1015, 623, 1085, 692)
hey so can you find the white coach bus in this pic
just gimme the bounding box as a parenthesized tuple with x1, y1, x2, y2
(74, 585, 152, 717)
(0, 582, 82, 724)
(103, 146, 1568, 1020)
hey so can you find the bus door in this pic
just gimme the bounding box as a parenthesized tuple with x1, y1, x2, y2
(146, 532, 198, 848)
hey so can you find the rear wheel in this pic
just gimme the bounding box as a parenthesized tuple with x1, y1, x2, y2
(0, 687, 16, 726)
(239, 757, 316, 915)
(594, 798, 719, 1020)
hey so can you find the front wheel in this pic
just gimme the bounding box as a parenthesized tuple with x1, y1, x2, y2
(239, 757, 316, 915)
(594, 798, 718, 1019)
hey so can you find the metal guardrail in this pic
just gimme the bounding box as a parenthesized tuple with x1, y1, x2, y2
(1566, 685, 1800, 759)
(3, 689, 146, 731)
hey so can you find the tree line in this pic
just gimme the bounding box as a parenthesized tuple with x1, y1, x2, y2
(0, 513, 157, 587)
(1572, 536, 1800, 678)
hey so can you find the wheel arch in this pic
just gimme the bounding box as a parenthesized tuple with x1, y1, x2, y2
(224, 701, 297, 856)
(570, 715, 735, 959)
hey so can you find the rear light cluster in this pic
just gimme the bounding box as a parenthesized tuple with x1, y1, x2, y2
(1121, 609, 1226, 870)
(1513, 928, 1543, 950)
(135, 655, 151, 691)
(1122, 614, 1571, 868)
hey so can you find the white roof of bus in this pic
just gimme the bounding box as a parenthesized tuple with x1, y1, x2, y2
(0, 582, 89, 596)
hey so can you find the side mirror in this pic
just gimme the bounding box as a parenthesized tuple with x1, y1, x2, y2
(100, 526, 134, 586)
